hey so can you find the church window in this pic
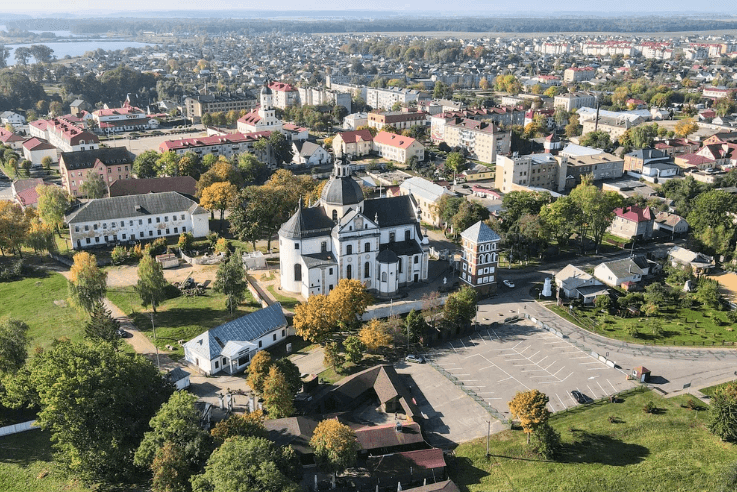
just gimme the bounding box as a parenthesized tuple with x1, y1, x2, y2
(381, 272, 387, 282)
(405, 230, 410, 241)
(294, 264, 302, 282)
(332, 210, 338, 221)
(414, 256, 419, 264)
(321, 241, 327, 253)
(389, 232, 396, 242)
(398, 260, 403, 273)
(294, 243, 299, 249)
(364, 242, 370, 252)
(346, 265, 352, 280)
(364, 262, 370, 278)
(347, 244, 352, 255)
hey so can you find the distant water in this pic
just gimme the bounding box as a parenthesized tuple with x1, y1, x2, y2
(4, 41, 154, 65)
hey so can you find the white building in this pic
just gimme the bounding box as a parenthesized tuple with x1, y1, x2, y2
(0, 111, 26, 127)
(366, 87, 424, 111)
(93, 101, 160, 133)
(343, 112, 368, 130)
(237, 82, 284, 134)
(291, 141, 331, 167)
(278, 157, 429, 299)
(65, 191, 209, 250)
(460, 221, 501, 297)
(399, 176, 452, 227)
(22, 138, 57, 166)
(593, 258, 644, 288)
(184, 303, 289, 376)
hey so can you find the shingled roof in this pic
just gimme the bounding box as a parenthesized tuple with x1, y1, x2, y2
(60, 147, 133, 171)
(66, 191, 207, 224)
(108, 176, 197, 198)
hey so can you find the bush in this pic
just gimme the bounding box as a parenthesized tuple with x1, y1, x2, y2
(214, 237, 230, 254)
(206, 232, 219, 248)
(626, 323, 640, 339)
(686, 398, 699, 411)
(131, 243, 145, 260)
(150, 237, 168, 256)
(0, 259, 25, 282)
(178, 232, 194, 251)
(643, 401, 657, 414)
(530, 422, 561, 460)
(111, 246, 128, 265)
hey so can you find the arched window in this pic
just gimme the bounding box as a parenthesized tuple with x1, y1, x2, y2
(364, 262, 370, 278)
(414, 255, 419, 264)
(381, 272, 387, 282)
(294, 264, 302, 282)
(347, 244, 353, 255)
(364, 242, 370, 252)
(346, 264, 352, 280)
(332, 210, 338, 221)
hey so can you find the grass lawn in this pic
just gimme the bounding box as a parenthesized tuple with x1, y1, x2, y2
(267, 285, 300, 311)
(700, 380, 736, 398)
(0, 271, 89, 351)
(546, 302, 737, 346)
(107, 286, 261, 355)
(450, 390, 737, 492)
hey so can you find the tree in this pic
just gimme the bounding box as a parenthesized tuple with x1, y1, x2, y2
(8, 340, 173, 481)
(213, 253, 247, 315)
(294, 294, 337, 344)
(359, 319, 392, 352)
(262, 366, 295, 418)
(136, 254, 169, 313)
(29, 44, 54, 63)
(451, 201, 490, 234)
(675, 120, 699, 137)
(329, 278, 373, 330)
(644, 282, 669, 308)
(343, 335, 364, 364)
(246, 350, 273, 394)
(41, 155, 53, 170)
(565, 113, 582, 138)
(135, 391, 211, 473)
(0, 200, 30, 256)
(405, 309, 428, 345)
(708, 383, 737, 442)
(134, 150, 161, 178)
(151, 442, 190, 492)
(443, 286, 478, 328)
(200, 182, 237, 224)
(594, 295, 612, 311)
(0, 318, 29, 374)
(323, 341, 344, 371)
(268, 131, 294, 166)
(579, 131, 611, 149)
(14, 46, 32, 65)
(568, 184, 623, 254)
(190, 437, 300, 492)
(445, 152, 466, 180)
(237, 153, 269, 184)
(68, 251, 107, 312)
(84, 302, 120, 349)
(274, 358, 302, 397)
(530, 422, 561, 460)
(211, 411, 267, 442)
(310, 419, 359, 476)
(196, 160, 244, 198)
(508, 389, 550, 444)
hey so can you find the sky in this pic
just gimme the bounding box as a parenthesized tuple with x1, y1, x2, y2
(1, 0, 736, 15)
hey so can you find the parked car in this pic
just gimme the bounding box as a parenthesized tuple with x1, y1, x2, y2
(571, 390, 587, 404)
(405, 354, 425, 364)
(117, 329, 133, 339)
(503, 279, 515, 288)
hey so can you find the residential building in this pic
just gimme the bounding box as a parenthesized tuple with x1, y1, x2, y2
(0, 111, 26, 127)
(641, 162, 679, 180)
(367, 110, 428, 131)
(237, 82, 283, 134)
(108, 176, 197, 198)
(184, 92, 256, 121)
(343, 112, 368, 130)
(268, 81, 299, 109)
(668, 246, 714, 274)
(495, 153, 562, 193)
(461, 163, 495, 182)
(65, 191, 209, 250)
(184, 303, 289, 375)
(59, 147, 134, 197)
(333, 129, 374, 158)
(92, 100, 160, 133)
(372, 131, 425, 163)
(594, 258, 644, 288)
(608, 205, 655, 240)
(554, 92, 597, 111)
(563, 67, 596, 83)
(654, 138, 700, 157)
(278, 157, 429, 299)
(366, 87, 426, 111)
(624, 148, 670, 172)
(0, 128, 25, 150)
(554, 264, 606, 304)
(581, 115, 637, 140)
(69, 99, 90, 117)
(11, 178, 44, 209)
(654, 212, 689, 236)
(22, 138, 57, 166)
(702, 86, 737, 99)
(291, 141, 331, 167)
(399, 177, 452, 227)
(441, 118, 511, 164)
(30, 117, 100, 153)
(581, 41, 634, 57)
(460, 221, 501, 297)
(159, 131, 272, 162)
(558, 152, 624, 189)
(297, 87, 351, 112)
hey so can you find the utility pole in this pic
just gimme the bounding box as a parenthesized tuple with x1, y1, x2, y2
(486, 420, 491, 457)
(150, 310, 160, 370)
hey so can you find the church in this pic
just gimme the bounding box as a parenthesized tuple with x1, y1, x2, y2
(278, 158, 430, 299)
(237, 81, 283, 134)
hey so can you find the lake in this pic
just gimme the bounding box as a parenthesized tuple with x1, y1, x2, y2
(4, 41, 155, 65)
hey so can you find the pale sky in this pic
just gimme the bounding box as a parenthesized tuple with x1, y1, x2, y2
(3, 0, 736, 15)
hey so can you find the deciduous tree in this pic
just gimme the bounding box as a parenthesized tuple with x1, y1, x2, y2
(36, 185, 72, 237)
(136, 254, 169, 313)
(134, 150, 161, 178)
(310, 419, 359, 476)
(151, 441, 190, 492)
(0, 200, 30, 256)
(508, 389, 550, 444)
(211, 410, 267, 442)
(68, 251, 107, 312)
(200, 182, 237, 224)
(329, 278, 373, 329)
(246, 350, 273, 394)
(274, 358, 302, 397)
(262, 365, 295, 418)
(342, 335, 364, 364)
(358, 319, 392, 352)
(675, 119, 699, 137)
(213, 253, 247, 314)
(0, 318, 29, 374)
(294, 294, 337, 344)
(443, 286, 478, 328)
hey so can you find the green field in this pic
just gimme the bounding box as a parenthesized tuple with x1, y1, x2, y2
(546, 302, 737, 346)
(450, 390, 737, 492)
(0, 272, 88, 351)
(267, 284, 300, 311)
(107, 286, 261, 355)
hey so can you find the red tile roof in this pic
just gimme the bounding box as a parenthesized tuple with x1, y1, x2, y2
(268, 81, 296, 92)
(374, 131, 418, 150)
(337, 129, 374, 144)
(0, 128, 24, 144)
(159, 131, 271, 152)
(614, 205, 653, 223)
(16, 187, 39, 207)
(22, 137, 55, 151)
(237, 107, 262, 126)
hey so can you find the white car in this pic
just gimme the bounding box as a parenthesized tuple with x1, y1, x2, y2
(503, 280, 515, 288)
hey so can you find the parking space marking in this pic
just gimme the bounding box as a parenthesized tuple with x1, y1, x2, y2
(587, 384, 598, 398)
(606, 379, 617, 393)
(556, 393, 567, 409)
(597, 380, 608, 395)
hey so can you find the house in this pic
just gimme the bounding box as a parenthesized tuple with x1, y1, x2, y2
(460, 221, 501, 296)
(554, 264, 605, 303)
(332, 129, 374, 158)
(184, 303, 289, 376)
(59, 147, 134, 197)
(608, 205, 654, 240)
(367, 448, 448, 488)
(166, 367, 191, 391)
(460, 163, 495, 182)
(30, 117, 100, 152)
(372, 131, 425, 163)
(22, 138, 57, 166)
(11, 178, 45, 209)
(594, 258, 644, 288)
(553, 92, 597, 111)
(69, 99, 90, 117)
(367, 110, 428, 131)
(268, 81, 299, 109)
(108, 176, 197, 198)
(343, 112, 368, 130)
(399, 176, 452, 227)
(0, 128, 25, 150)
(291, 141, 331, 167)
(654, 212, 689, 235)
(641, 162, 679, 181)
(159, 131, 272, 164)
(236, 83, 283, 134)
(355, 421, 426, 456)
(264, 416, 321, 465)
(0, 111, 26, 127)
(668, 246, 714, 274)
(93, 100, 160, 133)
(65, 191, 209, 250)
(623, 149, 670, 172)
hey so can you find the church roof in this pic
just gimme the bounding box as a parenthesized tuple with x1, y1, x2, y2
(321, 174, 364, 206)
(377, 249, 398, 264)
(279, 205, 335, 239)
(363, 195, 418, 227)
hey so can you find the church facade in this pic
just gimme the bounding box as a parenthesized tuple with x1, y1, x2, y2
(237, 81, 284, 134)
(279, 158, 430, 298)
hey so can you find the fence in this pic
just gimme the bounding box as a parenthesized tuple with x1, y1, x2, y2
(550, 385, 649, 419)
(0, 420, 37, 437)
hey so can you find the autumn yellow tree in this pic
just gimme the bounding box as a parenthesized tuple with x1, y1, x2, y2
(200, 182, 237, 223)
(246, 350, 272, 394)
(0, 200, 30, 256)
(508, 389, 550, 444)
(294, 294, 337, 344)
(358, 319, 392, 352)
(210, 410, 267, 442)
(328, 278, 373, 330)
(310, 419, 359, 476)
(674, 120, 699, 138)
(262, 366, 295, 418)
(68, 251, 108, 312)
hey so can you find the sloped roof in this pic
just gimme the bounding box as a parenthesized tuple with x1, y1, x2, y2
(614, 205, 653, 223)
(400, 176, 450, 203)
(374, 131, 419, 150)
(66, 191, 207, 224)
(12, 178, 44, 194)
(22, 137, 55, 151)
(337, 129, 374, 144)
(265, 416, 320, 456)
(363, 195, 418, 227)
(405, 480, 460, 492)
(368, 448, 446, 477)
(597, 258, 644, 279)
(185, 303, 287, 361)
(108, 176, 197, 198)
(354, 422, 423, 451)
(460, 221, 501, 243)
(60, 147, 133, 170)
(279, 204, 335, 239)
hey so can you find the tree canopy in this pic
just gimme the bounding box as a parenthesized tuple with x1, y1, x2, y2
(310, 419, 359, 475)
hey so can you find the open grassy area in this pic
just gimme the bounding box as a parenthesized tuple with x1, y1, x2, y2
(0, 271, 88, 351)
(267, 285, 300, 311)
(700, 380, 737, 398)
(107, 286, 260, 355)
(546, 301, 737, 346)
(450, 390, 737, 492)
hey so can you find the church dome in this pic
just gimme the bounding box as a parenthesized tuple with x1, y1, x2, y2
(260, 81, 272, 95)
(321, 176, 364, 207)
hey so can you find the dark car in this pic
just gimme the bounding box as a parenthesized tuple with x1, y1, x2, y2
(571, 390, 587, 404)
(117, 329, 133, 339)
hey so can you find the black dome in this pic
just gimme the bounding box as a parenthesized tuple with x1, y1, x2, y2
(260, 83, 272, 95)
(377, 249, 398, 264)
(321, 176, 363, 206)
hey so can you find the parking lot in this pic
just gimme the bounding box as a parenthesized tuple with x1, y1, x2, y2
(426, 320, 638, 419)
